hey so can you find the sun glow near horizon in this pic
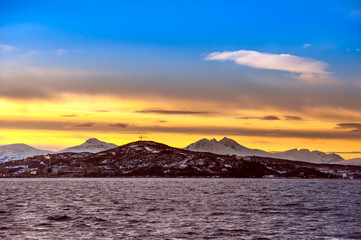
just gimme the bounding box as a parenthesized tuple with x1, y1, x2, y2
(1, 93, 361, 159)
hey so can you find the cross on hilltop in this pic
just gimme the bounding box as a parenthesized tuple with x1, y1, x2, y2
(139, 135, 147, 141)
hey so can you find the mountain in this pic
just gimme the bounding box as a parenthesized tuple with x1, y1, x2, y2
(184, 137, 271, 157)
(0, 144, 53, 163)
(59, 138, 117, 153)
(0, 138, 118, 162)
(337, 158, 361, 166)
(3, 141, 360, 179)
(185, 137, 344, 164)
(272, 149, 344, 164)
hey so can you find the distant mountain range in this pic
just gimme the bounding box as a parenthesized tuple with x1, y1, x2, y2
(0, 138, 117, 163)
(0, 137, 359, 166)
(185, 137, 345, 164)
(338, 158, 361, 166)
(1, 141, 360, 179)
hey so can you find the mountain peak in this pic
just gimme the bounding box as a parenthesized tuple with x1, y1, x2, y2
(84, 138, 103, 144)
(59, 138, 118, 153)
(219, 137, 238, 145)
(185, 137, 270, 157)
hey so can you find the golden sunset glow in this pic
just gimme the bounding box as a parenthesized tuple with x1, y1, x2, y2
(1, 93, 360, 159)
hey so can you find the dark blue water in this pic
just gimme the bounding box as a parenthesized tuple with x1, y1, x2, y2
(0, 178, 360, 239)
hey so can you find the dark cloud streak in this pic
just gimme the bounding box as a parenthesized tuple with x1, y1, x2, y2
(135, 109, 216, 115)
(68, 122, 95, 128)
(261, 116, 280, 120)
(284, 115, 304, 121)
(1, 119, 361, 139)
(108, 123, 129, 128)
(335, 123, 361, 132)
(237, 116, 280, 120)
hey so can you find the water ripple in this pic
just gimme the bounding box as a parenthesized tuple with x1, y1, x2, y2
(0, 178, 360, 239)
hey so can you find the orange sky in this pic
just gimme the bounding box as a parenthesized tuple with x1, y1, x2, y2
(1, 94, 360, 159)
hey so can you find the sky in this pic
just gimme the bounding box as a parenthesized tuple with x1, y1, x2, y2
(0, 0, 361, 159)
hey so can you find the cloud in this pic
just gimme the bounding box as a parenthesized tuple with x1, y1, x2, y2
(0, 44, 16, 52)
(108, 123, 128, 128)
(295, 72, 340, 85)
(303, 43, 311, 48)
(237, 117, 260, 120)
(127, 126, 361, 140)
(261, 116, 280, 120)
(135, 109, 216, 115)
(1, 119, 361, 140)
(335, 123, 361, 132)
(1, 65, 361, 120)
(284, 115, 304, 121)
(356, 49, 360, 52)
(237, 116, 280, 120)
(205, 50, 340, 84)
(68, 122, 95, 128)
(56, 49, 67, 55)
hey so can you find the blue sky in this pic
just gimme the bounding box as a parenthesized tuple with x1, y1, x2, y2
(2, 1, 360, 52)
(1, 0, 361, 92)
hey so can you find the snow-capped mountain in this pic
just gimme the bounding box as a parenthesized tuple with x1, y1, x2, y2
(337, 158, 361, 166)
(184, 137, 271, 157)
(272, 149, 344, 164)
(0, 138, 118, 162)
(0, 144, 54, 163)
(59, 138, 117, 153)
(185, 137, 344, 164)
(3, 141, 360, 179)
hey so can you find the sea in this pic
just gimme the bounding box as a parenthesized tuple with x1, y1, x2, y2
(0, 178, 360, 240)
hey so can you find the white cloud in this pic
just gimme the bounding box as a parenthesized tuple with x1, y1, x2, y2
(205, 50, 341, 85)
(56, 49, 67, 55)
(303, 43, 311, 48)
(0, 44, 16, 52)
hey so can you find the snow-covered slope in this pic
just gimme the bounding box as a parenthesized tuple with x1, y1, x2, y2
(185, 137, 344, 164)
(337, 158, 361, 166)
(59, 138, 117, 153)
(272, 149, 344, 164)
(185, 137, 271, 157)
(0, 144, 53, 163)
